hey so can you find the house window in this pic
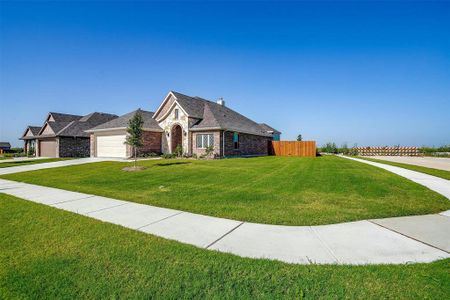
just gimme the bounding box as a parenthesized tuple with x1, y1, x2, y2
(196, 134, 214, 148)
(233, 132, 239, 149)
(174, 109, 179, 120)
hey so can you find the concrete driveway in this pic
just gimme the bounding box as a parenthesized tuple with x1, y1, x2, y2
(0, 158, 111, 175)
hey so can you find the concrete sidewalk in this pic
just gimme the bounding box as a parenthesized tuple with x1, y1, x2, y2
(340, 156, 450, 200)
(0, 157, 48, 163)
(1, 178, 448, 265)
(0, 158, 111, 175)
(370, 156, 450, 171)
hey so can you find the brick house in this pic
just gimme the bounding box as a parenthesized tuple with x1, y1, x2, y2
(20, 112, 117, 157)
(87, 91, 280, 158)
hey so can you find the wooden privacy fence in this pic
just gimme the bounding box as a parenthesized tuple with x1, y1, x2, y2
(269, 141, 316, 157)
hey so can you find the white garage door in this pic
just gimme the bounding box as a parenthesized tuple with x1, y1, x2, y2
(96, 135, 127, 158)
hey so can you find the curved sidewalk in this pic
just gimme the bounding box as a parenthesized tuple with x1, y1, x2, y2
(1, 174, 449, 265)
(340, 155, 450, 199)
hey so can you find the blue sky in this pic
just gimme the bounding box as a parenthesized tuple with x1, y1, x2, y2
(1, 1, 449, 147)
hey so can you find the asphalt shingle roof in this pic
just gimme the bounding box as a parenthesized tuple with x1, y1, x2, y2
(58, 112, 119, 137)
(49, 112, 83, 122)
(28, 126, 42, 136)
(34, 112, 118, 138)
(0, 142, 11, 148)
(258, 123, 281, 134)
(171, 91, 275, 137)
(87, 109, 162, 132)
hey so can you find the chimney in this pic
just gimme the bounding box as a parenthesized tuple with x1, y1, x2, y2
(217, 97, 225, 106)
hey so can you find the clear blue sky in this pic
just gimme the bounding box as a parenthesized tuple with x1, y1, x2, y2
(1, 1, 449, 147)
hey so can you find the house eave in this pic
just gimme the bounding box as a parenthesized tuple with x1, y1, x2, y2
(190, 127, 272, 137)
(85, 127, 164, 133)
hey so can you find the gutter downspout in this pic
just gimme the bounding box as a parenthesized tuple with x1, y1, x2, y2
(222, 130, 229, 158)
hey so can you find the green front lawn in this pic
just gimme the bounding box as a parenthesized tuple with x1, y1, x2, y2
(2, 156, 449, 225)
(0, 158, 71, 168)
(1, 194, 449, 299)
(358, 157, 450, 180)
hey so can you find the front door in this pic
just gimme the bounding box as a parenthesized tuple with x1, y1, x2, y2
(171, 125, 183, 153)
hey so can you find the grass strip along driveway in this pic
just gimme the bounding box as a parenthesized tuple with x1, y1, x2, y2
(1, 194, 449, 299)
(2, 156, 449, 225)
(0, 158, 71, 168)
(358, 156, 450, 180)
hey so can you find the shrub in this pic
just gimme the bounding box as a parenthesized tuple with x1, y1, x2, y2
(205, 145, 215, 158)
(174, 145, 183, 157)
(27, 147, 35, 157)
(161, 153, 176, 159)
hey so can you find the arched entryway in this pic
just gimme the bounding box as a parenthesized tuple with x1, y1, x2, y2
(171, 124, 183, 153)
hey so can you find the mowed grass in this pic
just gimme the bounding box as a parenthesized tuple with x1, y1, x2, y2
(0, 158, 71, 168)
(2, 156, 449, 225)
(359, 156, 450, 180)
(1, 195, 449, 299)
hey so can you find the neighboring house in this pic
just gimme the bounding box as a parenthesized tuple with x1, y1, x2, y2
(20, 126, 41, 156)
(88, 91, 281, 158)
(20, 112, 117, 157)
(86, 109, 163, 158)
(0, 142, 11, 154)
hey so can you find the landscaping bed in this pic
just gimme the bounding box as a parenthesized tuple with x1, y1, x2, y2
(2, 156, 448, 225)
(1, 194, 449, 299)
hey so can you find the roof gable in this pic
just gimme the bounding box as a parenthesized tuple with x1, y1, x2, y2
(40, 123, 55, 135)
(153, 91, 205, 120)
(20, 126, 42, 140)
(24, 128, 34, 137)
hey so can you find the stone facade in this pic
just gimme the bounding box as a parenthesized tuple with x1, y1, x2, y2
(59, 137, 90, 157)
(223, 131, 271, 157)
(156, 99, 190, 154)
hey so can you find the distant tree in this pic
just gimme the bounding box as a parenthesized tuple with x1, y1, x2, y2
(297, 134, 302, 141)
(339, 143, 349, 155)
(125, 110, 144, 167)
(321, 142, 338, 154)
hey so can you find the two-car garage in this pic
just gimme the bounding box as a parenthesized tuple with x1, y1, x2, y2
(95, 134, 127, 158)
